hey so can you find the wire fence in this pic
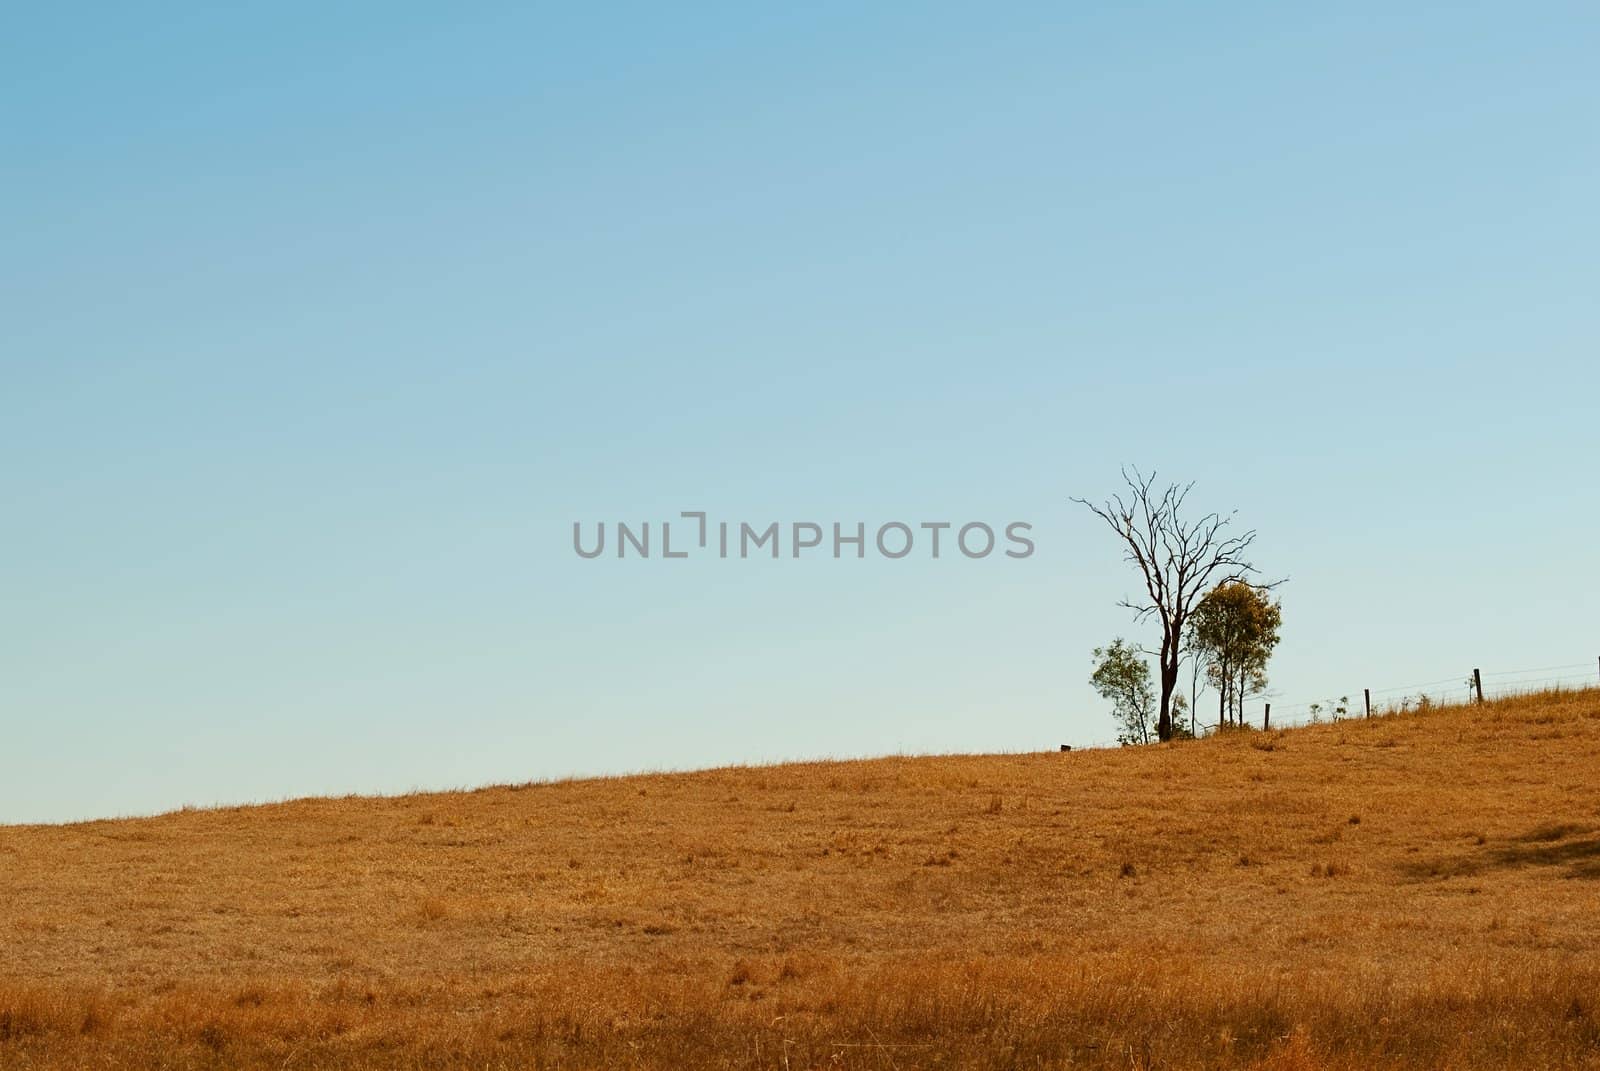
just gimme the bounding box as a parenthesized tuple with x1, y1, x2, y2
(1073, 657, 1600, 749)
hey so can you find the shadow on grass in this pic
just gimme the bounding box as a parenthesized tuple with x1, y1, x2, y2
(1401, 823, 1600, 881)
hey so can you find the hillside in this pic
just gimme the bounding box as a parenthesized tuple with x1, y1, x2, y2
(4, 689, 1600, 1070)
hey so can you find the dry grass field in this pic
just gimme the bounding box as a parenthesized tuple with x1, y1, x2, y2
(4, 688, 1600, 1069)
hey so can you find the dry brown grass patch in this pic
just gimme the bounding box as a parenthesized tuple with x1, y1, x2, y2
(3, 687, 1599, 1068)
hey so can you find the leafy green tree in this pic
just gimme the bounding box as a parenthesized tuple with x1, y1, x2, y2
(1188, 581, 1282, 728)
(1090, 638, 1157, 745)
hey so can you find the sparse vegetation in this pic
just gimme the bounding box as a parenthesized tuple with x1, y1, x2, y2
(3, 687, 1599, 1069)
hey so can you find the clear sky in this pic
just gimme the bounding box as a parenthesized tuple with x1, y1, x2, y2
(5, 3, 1598, 824)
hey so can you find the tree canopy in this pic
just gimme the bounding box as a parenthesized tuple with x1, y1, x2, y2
(1089, 638, 1157, 746)
(1188, 581, 1282, 728)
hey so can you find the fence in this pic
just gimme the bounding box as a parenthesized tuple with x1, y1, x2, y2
(1075, 657, 1600, 748)
(1248, 658, 1600, 733)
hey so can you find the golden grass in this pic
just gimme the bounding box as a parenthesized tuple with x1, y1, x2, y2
(5, 688, 1600, 1068)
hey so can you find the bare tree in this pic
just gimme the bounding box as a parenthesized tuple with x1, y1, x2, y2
(1074, 469, 1273, 741)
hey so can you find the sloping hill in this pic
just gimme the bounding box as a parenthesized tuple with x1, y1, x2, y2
(4, 689, 1600, 1069)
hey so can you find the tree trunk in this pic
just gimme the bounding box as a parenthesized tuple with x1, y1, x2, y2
(1189, 661, 1199, 740)
(1157, 667, 1174, 741)
(1157, 630, 1176, 741)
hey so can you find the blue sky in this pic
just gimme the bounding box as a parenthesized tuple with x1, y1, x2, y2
(4, 3, 1597, 823)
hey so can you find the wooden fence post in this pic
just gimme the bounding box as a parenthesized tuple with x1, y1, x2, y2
(1473, 668, 1484, 704)
(1364, 689, 1371, 719)
(1263, 703, 1271, 730)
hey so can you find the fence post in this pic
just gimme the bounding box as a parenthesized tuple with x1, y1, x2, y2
(1364, 689, 1371, 718)
(1264, 703, 1271, 730)
(1473, 668, 1484, 704)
